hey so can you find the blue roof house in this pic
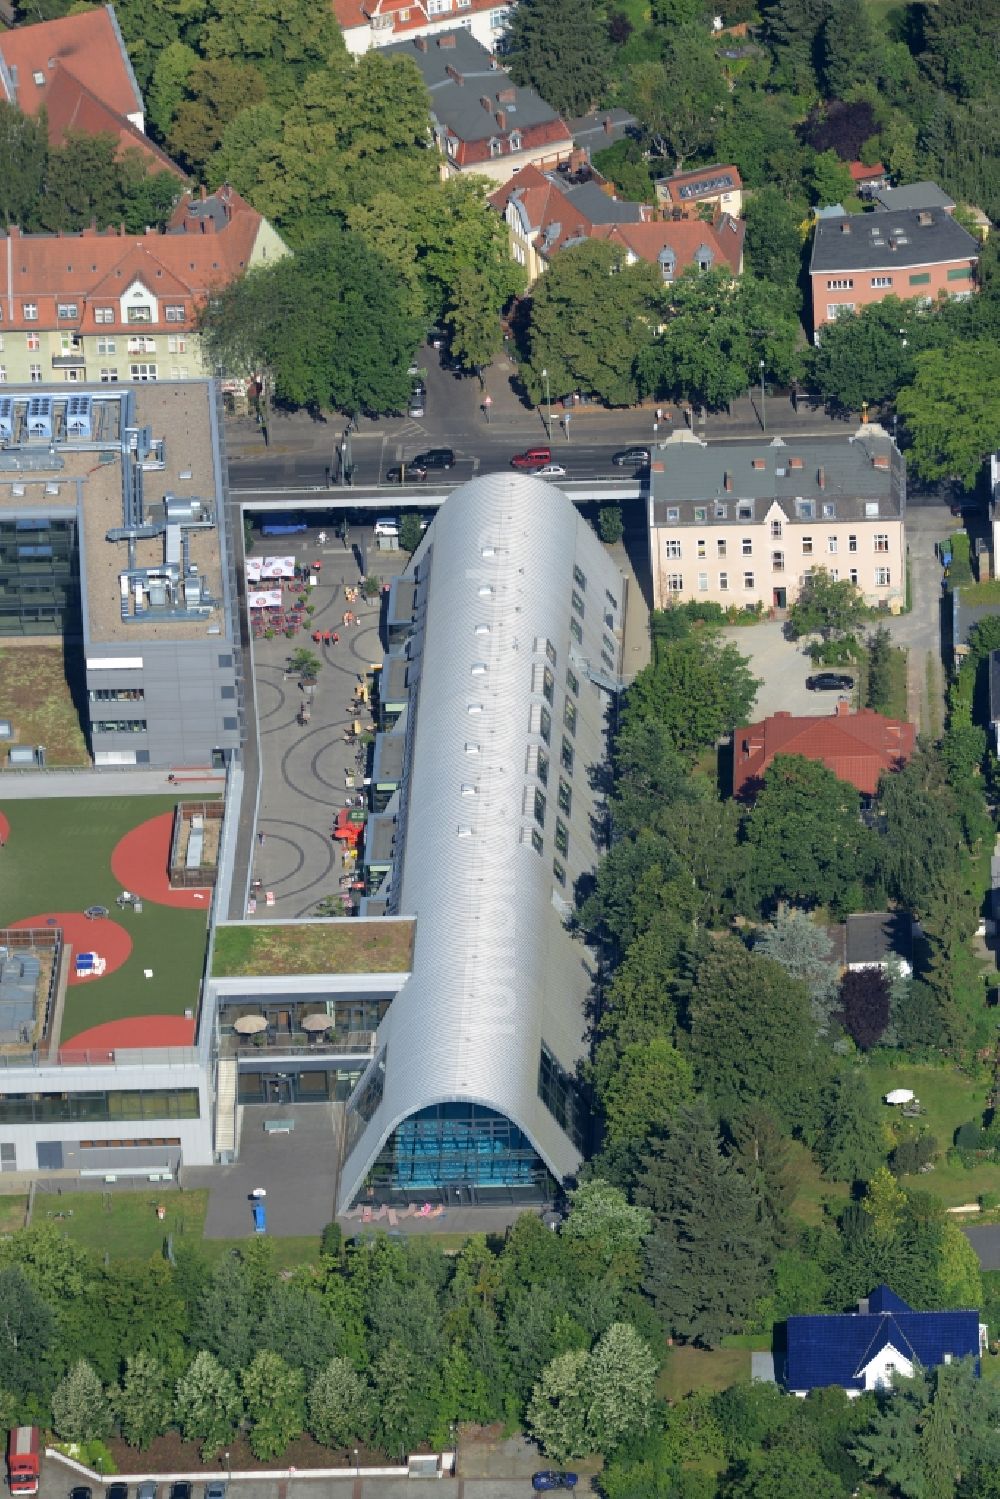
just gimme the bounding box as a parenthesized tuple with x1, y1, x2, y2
(785, 1286, 986, 1398)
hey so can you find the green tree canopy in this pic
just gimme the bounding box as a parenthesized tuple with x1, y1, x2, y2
(622, 629, 759, 757)
(808, 297, 938, 411)
(506, 0, 611, 117)
(897, 339, 1000, 487)
(787, 567, 872, 641)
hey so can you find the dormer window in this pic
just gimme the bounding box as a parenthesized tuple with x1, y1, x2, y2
(489, 138, 503, 157)
(658, 248, 676, 283)
(696, 245, 714, 271)
(509, 131, 522, 151)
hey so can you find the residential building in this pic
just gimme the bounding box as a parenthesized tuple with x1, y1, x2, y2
(732, 702, 915, 801)
(567, 108, 637, 155)
(870, 180, 955, 214)
(648, 426, 906, 614)
(654, 163, 743, 219)
(0, 188, 288, 386)
(844, 912, 914, 977)
(0, 6, 179, 178)
(333, 0, 513, 56)
(809, 203, 978, 336)
(385, 31, 572, 181)
(336, 471, 624, 1208)
(0, 382, 243, 768)
(848, 161, 888, 199)
(492, 161, 744, 283)
(785, 1285, 986, 1397)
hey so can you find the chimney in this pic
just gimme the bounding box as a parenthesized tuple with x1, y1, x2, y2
(873, 454, 890, 470)
(751, 458, 765, 470)
(438, 31, 455, 46)
(200, 184, 207, 201)
(916, 209, 932, 226)
(446, 62, 464, 83)
(723, 470, 732, 492)
(839, 220, 851, 233)
(834, 700, 852, 717)
(480, 94, 492, 112)
(414, 34, 427, 49)
(497, 86, 515, 103)
(496, 109, 506, 129)
(817, 466, 826, 489)
(788, 456, 803, 470)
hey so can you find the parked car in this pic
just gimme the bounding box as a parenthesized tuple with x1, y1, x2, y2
(169, 1487, 192, 1499)
(107, 1485, 129, 1499)
(806, 672, 855, 692)
(204, 1483, 228, 1499)
(534, 463, 567, 477)
(412, 448, 455, 470)
(408, 394, 426, 417)
(137, 1483, 157, 1499)
(427, 328, 446, 349)
(532, 1476, 578, 1492)
(374, 516, 401, 537)
(511, 446, 552, 471)
(612, 446, 651, 467)
(70, 1488, 93, 1499)
(385, 464, 428, 484)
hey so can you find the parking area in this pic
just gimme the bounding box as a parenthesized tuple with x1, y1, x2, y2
(720, 619, 852, 722)
(44, 1472, 562, 1499)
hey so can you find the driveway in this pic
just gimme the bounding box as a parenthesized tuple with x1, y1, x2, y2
(720, 620, 851, 722)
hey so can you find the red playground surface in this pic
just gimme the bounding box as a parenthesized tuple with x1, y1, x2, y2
(111, 812, 211, 909)
(0, 811, 10, 844)
(60, 1014, 196, 1057)
(10, 912, 132, 985)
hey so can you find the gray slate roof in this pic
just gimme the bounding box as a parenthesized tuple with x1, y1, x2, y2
(871, 181, 956, 213)
(846, 912, 912, 966)
(650, 430, 904, 526)
(567, 108, 636, 151)
(810, 205, 978, 273)
(385, 30, 560, 143)
(557, 177, 644, 225)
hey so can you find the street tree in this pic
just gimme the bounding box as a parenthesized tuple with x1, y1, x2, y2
(174, 1351, 242, 1459)
(51, 1359, 111, 1443)
(505, 0, 610, 118)
(242, 1350, 306, 1459)
(839, 968, 891, 1050)
(807, 297, 934, 412)
(638, 1103, 775, 1346)
(115, 1353, 172, 1450)
(788, 567, 871, 640)
(622, 631, 759, 757)
(524, 240, 661, 407)
(526, 1349, 591, 1463)
(308, 1357, 373, 1447)
(897, 340, 1000, 488)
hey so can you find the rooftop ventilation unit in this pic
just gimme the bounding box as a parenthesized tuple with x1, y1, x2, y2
(25, 397, 53, 440)
(0, 398, 13, 443)
(65, 394, 93, 439)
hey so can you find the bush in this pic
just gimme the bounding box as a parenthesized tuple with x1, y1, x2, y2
(598, 505, 624, 544)
(889, 1133, 937, 1175)
(979, 1191, 1000, 1211)
(807, 635, 864, 665)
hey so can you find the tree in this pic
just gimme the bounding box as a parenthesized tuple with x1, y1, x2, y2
(369, 1340, 435, 1459)
(745, 755, 876, 914)
(600, 1037, 694, 1148)
(444, 265, 505, 372)
(820, 0, 885, 97)
(853, 1359, 1000, 1499)
(802, 100, 879, 163)
(0, 103, 47, 229)
(308, 1357, 372, 1448)
(592, 140, 655, 204)
(0, 1266, 55, 1398)
(584, 1323, 658, 1453)
(897, 341, 1000, 488)
(598, 505, 624, 544)
(202, 0, 346, 104)
(725, 1446, 848, 1499)
(146, 39, 198, 139)
(242, 1350, 305, 1460)
(808, 298, 935, 412)
(788, 567, 871, 641)
(51, 1359, 111, 1443)
(839, 968, 891, 1050)
(866, 625, 893, 712)
(628, 28, 727, 169)
(562, 1181, 653, 1264)
(760, 0, 832, 94)
(622, 631, 759, 758)
(754, 905, 839, 1035)
(200, 229, 421, 415)
(526, 1349, 591, 1463)
(814, 1068, 885, 1183)
(743, 186, 804, 288)
(807, 150, 855, 208)
(506, 0, 610, 117)
(167, 59, 268, 173)
(637, 1103, 775, 1346)
(524, 240, 661, 407)
(115, 1353, 172, 1450)
(686, 937, 817, 1130)
(175, 1351, 242, 1460)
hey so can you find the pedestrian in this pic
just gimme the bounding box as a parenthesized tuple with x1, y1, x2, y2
(656, 406, 663, 423)
(258, 831, 266, 846)
(333, 631, 340, 645)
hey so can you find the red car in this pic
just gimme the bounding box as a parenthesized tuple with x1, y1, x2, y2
(511, 446, 552, 471)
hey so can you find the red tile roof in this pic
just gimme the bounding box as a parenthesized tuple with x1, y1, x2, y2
(0, 7, 141, 123)
(0, 188, 267, 333)
(597, 215, 745, 273)
(732, 702, 915, 799)
(849, 161, 887, 183)
(41, 64, 185, 177)
(456, 117, 570, 169)
(332, 0, 499, 35)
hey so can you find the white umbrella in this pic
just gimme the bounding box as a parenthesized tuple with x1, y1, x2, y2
(885, 1088, 915, 1105)
(301, 1014, 333, 1032)
(233, 1014, 268, 1035)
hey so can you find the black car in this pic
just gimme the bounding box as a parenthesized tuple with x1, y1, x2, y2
(204, 1484, 228, 1499)
(806, 672, 855, 692)
(70, 1488, 92, 1499)
(532, 1476, 578, 1492)
(412, 448, 455, 470)
(386, 462, 428, 483)
(107, 1485, 129, 1499)
(612, 446, 651, 467)
(169, 1483, 193, 1499)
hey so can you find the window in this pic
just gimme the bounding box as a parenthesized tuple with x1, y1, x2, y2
(94, 306, 115, 323)
(743, 571, 755, 591)
(540, 706, 551, 743)
(737, 501, 753, 520)
(93, 719, 147, 733)
(536, 749, 549, 786)
(694, 506, 707, 523)
(538, 1043, 585, 1148)
(59, 332, 81, 353)
(665, 573, 684, 593)
(665, 539, 682, 559)
(666, 506, 680, 522)
(531, 827, 543, 855)
(489, 138, 503, 158)
(719, 571, 728, 591)
(572, 564, 586, 591)
(571, 590, 585, 617)
(947, 267, 974, 281)
(97, 336, 116, 355)
(130, 363, 157, 381)
(827, 536, 838, 554)
(771, 552, 784, 572)
(560, 736, 574, 772)
(829, 569, 839, 581)
(826, 278, 854, 290)
(849, 534, 858, 552)
(563, 698, 577, 734)
(127, 306, 152, 323)
(569, 617, 582, 644)
(875, 567, 891, 587)
(714, 503, 727, 519)
(552, 858, 566, 886)
(0, 1090, 199, 1125)
(26, 333, 40, 351)
(770, 519, 782, 538)
(29, 364, 41, 382)
(698, 571, 709, 591)
(796, 499, 814, 519)
(533, 788, 546, 828)
(827, 303, 855, 319)
(57, 302, 79, 319)
(22, 303, 37, 320)
(909, 272, 931, 285)
(554, 819, 569, 856)
(865, 501, 880, 517)
(697, 538, 706, 558)
(0, 336, 4, 352)
(874, 533, 889, 552)
(167, 334, 186, 354)
(509, 131, 522, 151)
(0, 1144, 15, 1172)
(823, 502, 836, 518)
(717, 539, 727, 558)
(544, 640, 557, 666)
(870, 276, 893, 288)
(489, 5, 509, 24)
(542, 666, 554, 705)
(100, 368, 119, 382)
(802, 536, 813, 555)
(164, 304, 185, 320)
(565, 667, 579, 696)
(742, 537, 752, 556)
(557, 778, 572, 815)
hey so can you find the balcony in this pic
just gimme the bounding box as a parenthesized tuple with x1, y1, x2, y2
(220, 1028, 376, 1061)
(51, 352, 85, 368)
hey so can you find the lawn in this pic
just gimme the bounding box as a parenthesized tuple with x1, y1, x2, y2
(657, 1346, 750, 1401)
(0, 1195, 27, 1233)
(959, 579, 1000, 606)
(866, 1060, 996, 1206)
(0, 642, 89, 766)
(212, 919, 414, 977)
(0, 797, 209, 1039)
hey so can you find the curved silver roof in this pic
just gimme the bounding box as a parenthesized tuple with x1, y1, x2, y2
(337, 472, 623, 1207)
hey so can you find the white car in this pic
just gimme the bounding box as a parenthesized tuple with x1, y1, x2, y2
(535, 463, 567, 477)
(374, 516, 401, 537)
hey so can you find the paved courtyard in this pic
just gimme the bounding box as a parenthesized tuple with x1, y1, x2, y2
(720, 620, 836, 721)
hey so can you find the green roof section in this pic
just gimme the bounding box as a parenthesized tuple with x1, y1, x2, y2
(211, 919, 415, 978)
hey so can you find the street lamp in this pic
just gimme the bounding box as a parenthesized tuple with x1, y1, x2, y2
(353, 1448, 360, 1477)
(224, 1452, 231, 1486)
(541, 367, 552, 438)
(759, 359, 766, 432)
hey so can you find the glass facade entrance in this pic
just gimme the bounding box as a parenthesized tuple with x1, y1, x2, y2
(365, 1102, 553, 1205)
(0, 518, 80, 636)
(236, 1065, 365, 1105)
